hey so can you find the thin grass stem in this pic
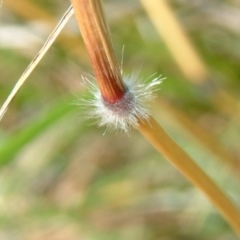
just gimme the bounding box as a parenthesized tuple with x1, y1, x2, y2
(0, 5, 74, 121)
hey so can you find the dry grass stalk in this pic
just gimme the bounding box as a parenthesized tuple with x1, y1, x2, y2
(138, 116, 240, 235)
(5, 0, 88, 60)
(140, 0, 207, 83)
(71, 0, 240, 236)
(71, 0, 125, 103)
(0, 6, 74, 120)
(141, 0, 240, 129)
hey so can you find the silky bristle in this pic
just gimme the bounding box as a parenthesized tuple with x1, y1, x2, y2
(78, 73, 165, 132)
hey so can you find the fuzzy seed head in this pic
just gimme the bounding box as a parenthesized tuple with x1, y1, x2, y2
(79, 73, 164, 132)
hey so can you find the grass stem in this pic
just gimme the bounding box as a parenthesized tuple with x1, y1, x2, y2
(71, 0, 240, 236)
(138, 116, 240, 236)
(71, 0, 125, 103)
(0, 5, 74, 121)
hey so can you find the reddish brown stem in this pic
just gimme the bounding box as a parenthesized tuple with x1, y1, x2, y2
(71, 0, 125, 103)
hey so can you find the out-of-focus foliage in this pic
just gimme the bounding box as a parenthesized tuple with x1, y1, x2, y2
(0, 0, 240, 239)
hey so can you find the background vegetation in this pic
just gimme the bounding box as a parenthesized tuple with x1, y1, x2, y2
(0, 0, 240, 239)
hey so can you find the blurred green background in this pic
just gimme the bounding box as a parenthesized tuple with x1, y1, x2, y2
(0, 0, 240, 239)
